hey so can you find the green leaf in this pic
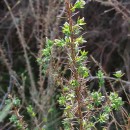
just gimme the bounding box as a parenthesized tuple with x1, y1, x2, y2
(58, 95, 66, 105)
(62, 22, 71, 35)
(113, 70, 124, 78)
(91, 92, 104, 106)
(9, 115, 17, 122)
(109, 92, 124, 110)
(80, 50, 88, 57)
(75, 36, 87, 44)
(70, 80, 79, 87)
(72, 0, 86, 11)
(54, 39, 66, 47)
(46, 37, 53, 47)
(27, 105, 36, 117)
(72, 24, 82, 34)
(63, 86, 70, 92)
(78, 66, 89, 78)
(42, 48, 51, 56)
(103, 106, 111, 113)
(77, 17, 86, 25)
(13, 98, 21, 106)
(98, 113, 109, 123)
(65, 36, 71, 43)
(97, 70, 105, 87)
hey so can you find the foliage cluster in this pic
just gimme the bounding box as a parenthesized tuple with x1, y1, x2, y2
(39, 0, 124, 130)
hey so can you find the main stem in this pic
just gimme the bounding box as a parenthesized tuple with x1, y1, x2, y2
(65, 1, 83, 130)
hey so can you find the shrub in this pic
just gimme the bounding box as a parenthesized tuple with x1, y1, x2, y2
(40, 0, 124, 129)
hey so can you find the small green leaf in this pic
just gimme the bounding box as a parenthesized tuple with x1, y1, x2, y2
(62, 22, 70, 35)
(78, 66, 89, 78)
(98, 113, 109, 123)
(91, 92, 104, 106)
(58, 95, 66, 105)
(109, 92, 124, 110)
(42, 48, 51, 56)
(113, 70, 124, 78)
(103, 106, 111, 113)
(80, 50, 88, 57)
(54, 39, 66, 47)
(63, 86, 70, 92)
(9, 115, 17, 122)
(71, 0, 86, 11)
(77, 17, 86, 25)
(13, 98, 21, 106)
(27, 105, 36, 117)
(70, 80, 79, 87)
(97, 70, 105, 87)
(75, 36, 87, 44)
(46, 37, 53, 47)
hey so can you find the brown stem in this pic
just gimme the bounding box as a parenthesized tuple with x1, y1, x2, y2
(65, 0, 83, 129)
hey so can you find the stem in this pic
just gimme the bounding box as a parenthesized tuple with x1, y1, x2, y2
(65, 0, 83, 129)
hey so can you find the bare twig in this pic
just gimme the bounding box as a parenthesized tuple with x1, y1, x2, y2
(3, 0, 37, 98)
